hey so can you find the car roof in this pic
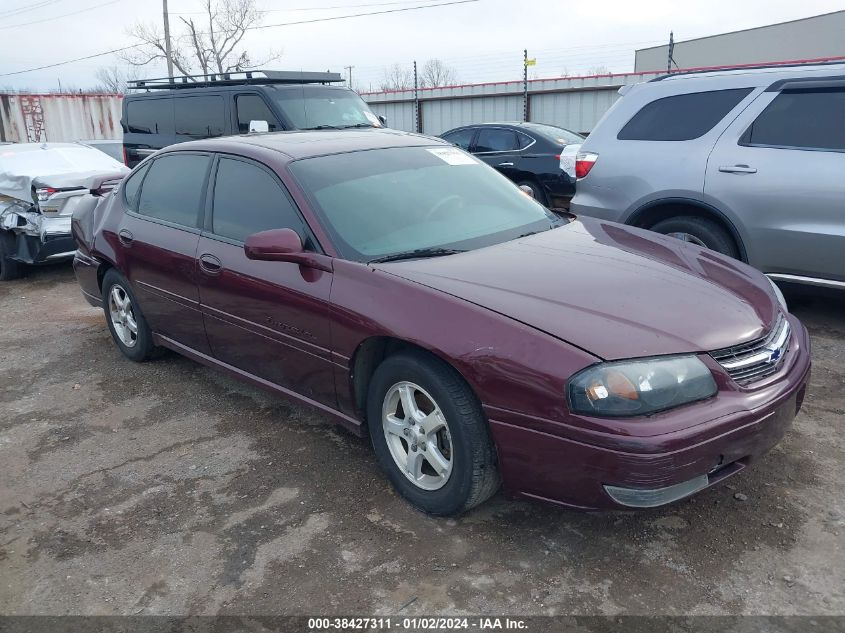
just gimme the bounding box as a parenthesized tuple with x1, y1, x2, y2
(651, 61, 845, 87)
(167, 129, 449, 161)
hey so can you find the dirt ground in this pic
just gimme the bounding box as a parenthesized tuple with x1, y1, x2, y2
(1, 265, 843, 617)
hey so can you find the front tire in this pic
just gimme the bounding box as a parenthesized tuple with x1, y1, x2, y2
(367, 351, 500, 515)
(101, 269, 157, 362)
(651, 216, 739, 259)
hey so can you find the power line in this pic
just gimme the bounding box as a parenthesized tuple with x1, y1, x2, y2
(171, 0, 448, 15)
(0, 0, 480, 77)
(0, 0, 63, 19)
(0, 0, 122, 30)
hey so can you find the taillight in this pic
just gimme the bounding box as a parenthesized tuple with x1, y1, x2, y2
(36, 187, 56, 202)
(122, 146, 129, 166)
(575, 152, 599, 179)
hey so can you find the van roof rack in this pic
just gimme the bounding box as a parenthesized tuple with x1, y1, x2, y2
(127, 70, 344, 90)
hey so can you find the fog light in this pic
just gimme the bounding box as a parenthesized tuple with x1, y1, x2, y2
(604, 474, 709, 508)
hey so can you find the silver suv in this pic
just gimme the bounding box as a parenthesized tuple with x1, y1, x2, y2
(571, 62, 845, 290)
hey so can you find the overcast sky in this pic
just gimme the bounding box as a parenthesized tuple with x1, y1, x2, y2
(1, 0, 843, 92)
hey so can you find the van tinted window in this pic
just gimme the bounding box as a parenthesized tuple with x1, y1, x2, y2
(212, 158, 305, 242)
(236, 94, 280, 133)
(137, 154, 210, 227)
(175, 96, 225, 137)
(126, 99, 174, 135)
(742, 88, 845, 151)
(618, 88, 753, 141)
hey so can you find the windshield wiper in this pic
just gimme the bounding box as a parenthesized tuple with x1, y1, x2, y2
(369, 247, 465, 264)
(302, 124, 342, 130)
(337, 123, 377, 129)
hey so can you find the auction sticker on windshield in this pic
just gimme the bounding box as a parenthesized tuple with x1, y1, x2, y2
(427, 147, 477, 165)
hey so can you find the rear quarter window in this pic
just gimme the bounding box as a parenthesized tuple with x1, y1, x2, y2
(617, 88, 753, 141)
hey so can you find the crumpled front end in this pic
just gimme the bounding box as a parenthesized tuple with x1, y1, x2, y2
(1, 193, 79, 265)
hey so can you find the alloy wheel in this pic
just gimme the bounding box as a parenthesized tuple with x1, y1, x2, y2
(108, 284, 138, 348)
(381, 381, 454, 491)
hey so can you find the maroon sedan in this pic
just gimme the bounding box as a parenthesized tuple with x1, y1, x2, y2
(72, 130, 810, 515)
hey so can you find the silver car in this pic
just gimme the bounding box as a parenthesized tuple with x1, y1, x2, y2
(571, 62, 845, 291)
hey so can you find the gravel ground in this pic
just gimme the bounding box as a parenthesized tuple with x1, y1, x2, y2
(0, 265, 843, 617)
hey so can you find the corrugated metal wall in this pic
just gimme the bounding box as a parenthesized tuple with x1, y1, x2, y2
(364, 71, 663, 136)
(0, 94, 123, 144)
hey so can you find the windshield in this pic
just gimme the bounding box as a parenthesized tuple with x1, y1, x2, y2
(269, 87, 381, 129)
(289, 146, 563, 262)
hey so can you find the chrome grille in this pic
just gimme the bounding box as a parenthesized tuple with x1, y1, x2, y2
(710, 314, 791, 385)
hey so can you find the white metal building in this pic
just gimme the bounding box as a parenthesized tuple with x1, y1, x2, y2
(635, 11, 845, 73)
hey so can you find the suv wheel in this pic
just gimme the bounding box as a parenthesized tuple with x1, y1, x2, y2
(651, 216, 739, 259)
(367, 351, 500, 515)
(102, 269, 158, 362)
(0, 231, 22, 281)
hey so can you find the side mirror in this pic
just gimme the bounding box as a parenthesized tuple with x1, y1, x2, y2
(518, 184, 535, 199)
(378, 115, 387, 127)
(249, 119, 269, 133)
(244, 228, 303, 261)
(243, 228, 333, 272)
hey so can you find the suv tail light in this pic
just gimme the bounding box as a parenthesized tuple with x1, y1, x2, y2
(575, 152, 599, 179)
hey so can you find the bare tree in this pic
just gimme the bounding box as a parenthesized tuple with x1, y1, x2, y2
(379, 63, 413, 91)
(122, 0, 279, 79)
(587, 65, 611, 75)
(94, 65, 141, 94)
(419, 59, 457, 88)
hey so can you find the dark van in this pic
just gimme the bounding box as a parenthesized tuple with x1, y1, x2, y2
(121, 70, 385, 167)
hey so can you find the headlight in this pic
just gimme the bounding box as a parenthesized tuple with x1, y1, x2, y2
(768, 277, 788, 313)
(568, 355, 717, 417)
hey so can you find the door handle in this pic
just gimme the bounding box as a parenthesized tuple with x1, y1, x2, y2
(498, 162, 514, 167)
(117, 229, 134, 246)
(718, 164, 757, 174)
(199, 253, 223, 275)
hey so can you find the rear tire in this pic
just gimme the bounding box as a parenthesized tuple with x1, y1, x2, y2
(516, 179, 548, 206)
(651, 216, 739, 259)
(0, 231, 22, 281)
(367, 351, 500, 516)
(101, 269, 157, 362)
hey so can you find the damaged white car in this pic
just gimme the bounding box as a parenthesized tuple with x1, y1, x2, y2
(0, 143, 128, 281)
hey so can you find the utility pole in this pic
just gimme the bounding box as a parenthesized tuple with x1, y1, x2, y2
(413, 60, 421, 133)
(667, 31, 675, 74)
(523, 49, 529, 122)
(344, 65, 354, 88)
(163, 0, 175, 79)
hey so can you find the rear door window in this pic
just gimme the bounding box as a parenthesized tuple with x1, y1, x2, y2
(175, 96, 225, 138)
(475, 128, 519, 152)
(441, 128, 475, 150)
(211, 157, 306, 242)
(126, 98, 174, 135)
(741, 88, 845, 151)
(236, 94, 281, 133)
(137, 153, 210, 227)
(618, 88, 753, 141)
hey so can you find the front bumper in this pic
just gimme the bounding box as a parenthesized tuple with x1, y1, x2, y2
(486, 319, 812, 510)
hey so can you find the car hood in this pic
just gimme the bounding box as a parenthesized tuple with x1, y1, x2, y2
(375, 217, 779, 360)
